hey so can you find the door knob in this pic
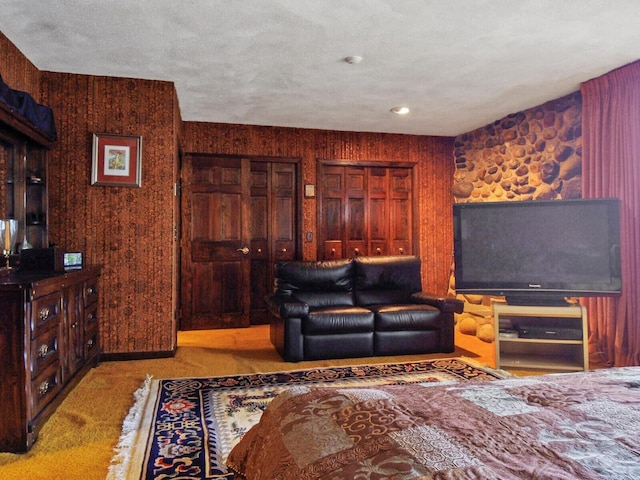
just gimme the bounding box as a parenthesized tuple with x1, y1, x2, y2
(237, 247, 250, 255)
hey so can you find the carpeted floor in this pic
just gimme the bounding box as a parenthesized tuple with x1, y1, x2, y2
(0, 325, 495, 480)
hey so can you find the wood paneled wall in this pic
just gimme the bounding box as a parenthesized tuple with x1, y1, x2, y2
(40, 72, 180, 356)
(182, 123, 455, 294)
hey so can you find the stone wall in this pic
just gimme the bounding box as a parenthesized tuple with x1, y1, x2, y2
(450, 91, 583, 342)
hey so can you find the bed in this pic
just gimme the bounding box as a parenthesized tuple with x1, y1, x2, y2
(226, 367, 640, 479)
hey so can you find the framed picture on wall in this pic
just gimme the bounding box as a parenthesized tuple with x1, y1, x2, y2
(91, 133, 142, 187)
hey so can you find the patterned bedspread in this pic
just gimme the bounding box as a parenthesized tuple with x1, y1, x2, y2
(227, 367, 640, 479)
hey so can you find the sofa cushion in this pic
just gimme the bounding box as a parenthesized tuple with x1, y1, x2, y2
(354, 255, 422, 306)
(371, 304, 441, 331)
(304, 307, 374, 334)
(275, 259, 355, 308)
(304, 333, 374, 360)
(375, 330, 442, 356)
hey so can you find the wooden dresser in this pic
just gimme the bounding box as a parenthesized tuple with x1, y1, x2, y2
(0, 266, 101, 452)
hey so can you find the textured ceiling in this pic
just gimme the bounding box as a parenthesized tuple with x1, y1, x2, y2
(1, 0, 640, 136)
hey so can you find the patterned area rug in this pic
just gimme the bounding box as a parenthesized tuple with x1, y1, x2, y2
(108, 358, 507, 479)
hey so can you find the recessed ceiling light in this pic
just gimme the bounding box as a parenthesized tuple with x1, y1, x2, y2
(390, 106, 410, 115)
(345, 55, 363, 64)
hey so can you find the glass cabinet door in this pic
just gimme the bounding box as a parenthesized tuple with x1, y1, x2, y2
(24, 144, 48, 249)
(0, 133, 49, 252)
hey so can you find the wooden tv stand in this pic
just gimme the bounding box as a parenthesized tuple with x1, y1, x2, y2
(0, 266, 101, 452)
(493, 302, 588, 372)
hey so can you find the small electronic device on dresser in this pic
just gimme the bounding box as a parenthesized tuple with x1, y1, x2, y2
(20, 247, 83, 272)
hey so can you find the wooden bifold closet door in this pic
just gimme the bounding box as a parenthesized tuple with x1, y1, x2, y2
(318, 161, 414, 260)
(180, 154, 297, 330)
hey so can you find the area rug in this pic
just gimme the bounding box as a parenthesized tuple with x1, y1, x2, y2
(108, 358, 507, 480)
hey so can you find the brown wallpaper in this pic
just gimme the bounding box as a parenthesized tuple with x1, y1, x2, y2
(0, 32, 41, 101)
(40, 72, 179, 355)
(181, 123, 455, 294)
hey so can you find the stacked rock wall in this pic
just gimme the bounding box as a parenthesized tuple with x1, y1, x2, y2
(450, 91, 583, 342)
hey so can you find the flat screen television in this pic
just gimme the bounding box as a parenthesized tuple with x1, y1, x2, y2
(453, 198, 622, 305)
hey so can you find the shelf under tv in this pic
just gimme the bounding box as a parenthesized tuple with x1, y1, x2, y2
(493, 303, 588, 372)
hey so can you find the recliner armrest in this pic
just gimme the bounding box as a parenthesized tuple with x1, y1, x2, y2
(267, 295, 310, 318)
(410, 292, 464, 314)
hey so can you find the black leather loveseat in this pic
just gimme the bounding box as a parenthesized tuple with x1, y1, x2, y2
(268, 255, 464, 362)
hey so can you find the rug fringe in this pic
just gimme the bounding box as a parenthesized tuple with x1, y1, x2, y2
(107, 375, 153, 480)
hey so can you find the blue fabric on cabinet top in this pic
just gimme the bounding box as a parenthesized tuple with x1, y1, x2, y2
(0, 74, 57, 140)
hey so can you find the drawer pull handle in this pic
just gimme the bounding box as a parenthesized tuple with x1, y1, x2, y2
(354, 248, 360, 256)
(88, 312, 96, 321)
(376, 247, 381, 254)
(39, 307, 51, 321)
(38, 380, 50, 397)
(87, 338, 95, 349)
(86, 287, 94, 295)
(38, 344, 49, 358)
(399, 247, 404, 254)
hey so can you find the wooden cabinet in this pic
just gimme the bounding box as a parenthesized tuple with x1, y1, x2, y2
(1, 101, 53, 251)
(318, 162, 414, 260)
(493, 303, 588, 372)
(0, 266, 101, 452)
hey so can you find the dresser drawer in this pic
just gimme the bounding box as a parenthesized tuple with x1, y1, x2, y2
(30, 292, 62, 339)
(84, 302, 98, 331)
(84, 323, 99, 361)
(30, 327, 60, 378)
(30, 363, 62, 418)
(83, 279, 99, 307)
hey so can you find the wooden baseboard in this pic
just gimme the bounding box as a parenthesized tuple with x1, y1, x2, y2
(100, 348, 176, 362)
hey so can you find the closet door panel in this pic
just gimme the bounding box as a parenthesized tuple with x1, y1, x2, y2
(346, 197, 366, 257)
(272, 163, 296, 262)
(368, 167, 388, 255)
(345, 167, 367, 257)
(249, 162, 269, 324)
(369, 197, 388, 255)
(390, 168, 412, 255)
(320, 165, 345, 259)
(318, 163, 413, 260)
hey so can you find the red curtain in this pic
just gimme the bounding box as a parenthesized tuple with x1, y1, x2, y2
(580, 60, 640, 367)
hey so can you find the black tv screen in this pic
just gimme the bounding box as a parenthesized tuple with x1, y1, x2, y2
(453, 198, 621, 305)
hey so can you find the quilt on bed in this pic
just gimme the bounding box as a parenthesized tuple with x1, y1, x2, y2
(227, 367, 640, 479)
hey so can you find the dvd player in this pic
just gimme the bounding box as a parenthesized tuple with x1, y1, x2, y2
(518, 326, 582, 340)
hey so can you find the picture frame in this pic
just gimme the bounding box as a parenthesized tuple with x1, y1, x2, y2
(91, 133, 142, 187)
